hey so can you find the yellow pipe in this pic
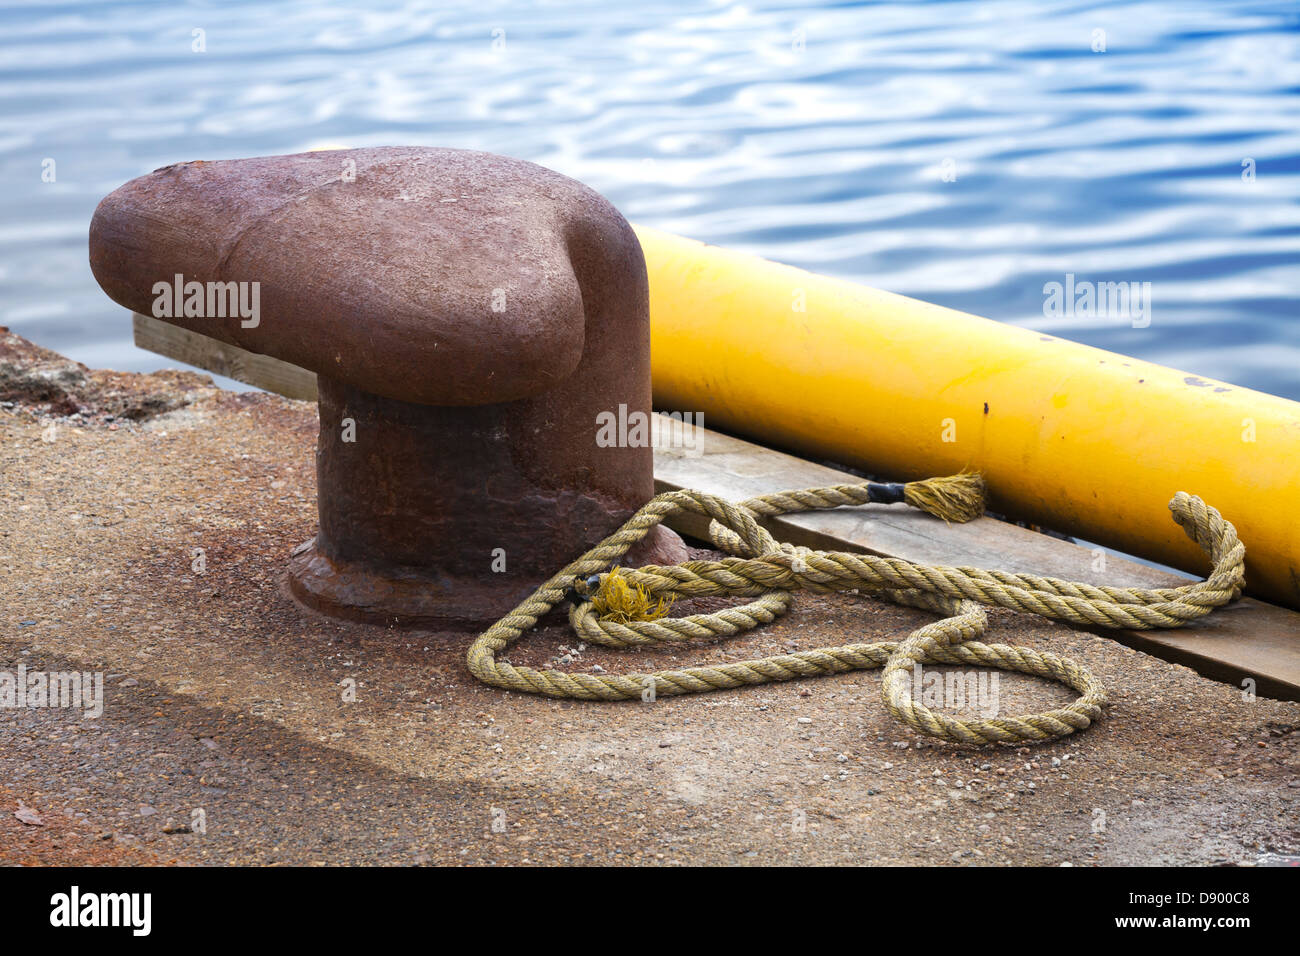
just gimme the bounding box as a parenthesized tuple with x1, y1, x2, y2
(634, 224, 1300, 610)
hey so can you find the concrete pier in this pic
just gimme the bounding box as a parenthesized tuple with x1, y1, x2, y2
(2, 329, 1296, 865)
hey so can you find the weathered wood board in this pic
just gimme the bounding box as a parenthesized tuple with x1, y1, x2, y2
(131, 312, 1300, 698)
(653, 418, 1300, 700)
(133, 313, 318, 401)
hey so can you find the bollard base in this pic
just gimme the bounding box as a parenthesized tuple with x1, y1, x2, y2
(287, 523, 689, 630)
(287, 537, 533, 629)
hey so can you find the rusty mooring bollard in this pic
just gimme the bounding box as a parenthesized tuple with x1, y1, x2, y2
(88, 147, 686, 627)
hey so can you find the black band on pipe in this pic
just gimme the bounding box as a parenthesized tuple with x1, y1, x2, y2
(868, 482, 907, 504)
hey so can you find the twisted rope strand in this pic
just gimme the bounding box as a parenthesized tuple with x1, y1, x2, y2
(467, 481, 1244, 744)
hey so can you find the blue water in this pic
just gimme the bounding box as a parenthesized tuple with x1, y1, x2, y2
(1, 0, 1297, 398)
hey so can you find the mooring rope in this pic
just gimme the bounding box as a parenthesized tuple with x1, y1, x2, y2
(467, 475, 1245, 745)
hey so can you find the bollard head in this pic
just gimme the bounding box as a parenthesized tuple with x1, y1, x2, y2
(89, 147, 633, 405)
(89, 147, 686, 627)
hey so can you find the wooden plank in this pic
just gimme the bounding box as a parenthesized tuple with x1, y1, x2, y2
(128, 314, 1300, 699)
(133, 313, 318, 401)
(652, 417, 1300, 701)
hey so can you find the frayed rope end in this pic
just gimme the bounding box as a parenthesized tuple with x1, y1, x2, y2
(903, 471, 986, 523)
(592, 568, 676, 623)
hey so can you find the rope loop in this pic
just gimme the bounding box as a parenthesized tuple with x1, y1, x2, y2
(467, 477, 1244, 744)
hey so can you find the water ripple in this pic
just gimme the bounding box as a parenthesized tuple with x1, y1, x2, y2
(0, 0, 1296, 398)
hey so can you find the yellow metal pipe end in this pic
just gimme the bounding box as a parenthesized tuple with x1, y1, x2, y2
(634, 224, 1300, 610)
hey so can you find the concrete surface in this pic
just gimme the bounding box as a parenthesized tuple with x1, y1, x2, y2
(2, 329, 1297, 866)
